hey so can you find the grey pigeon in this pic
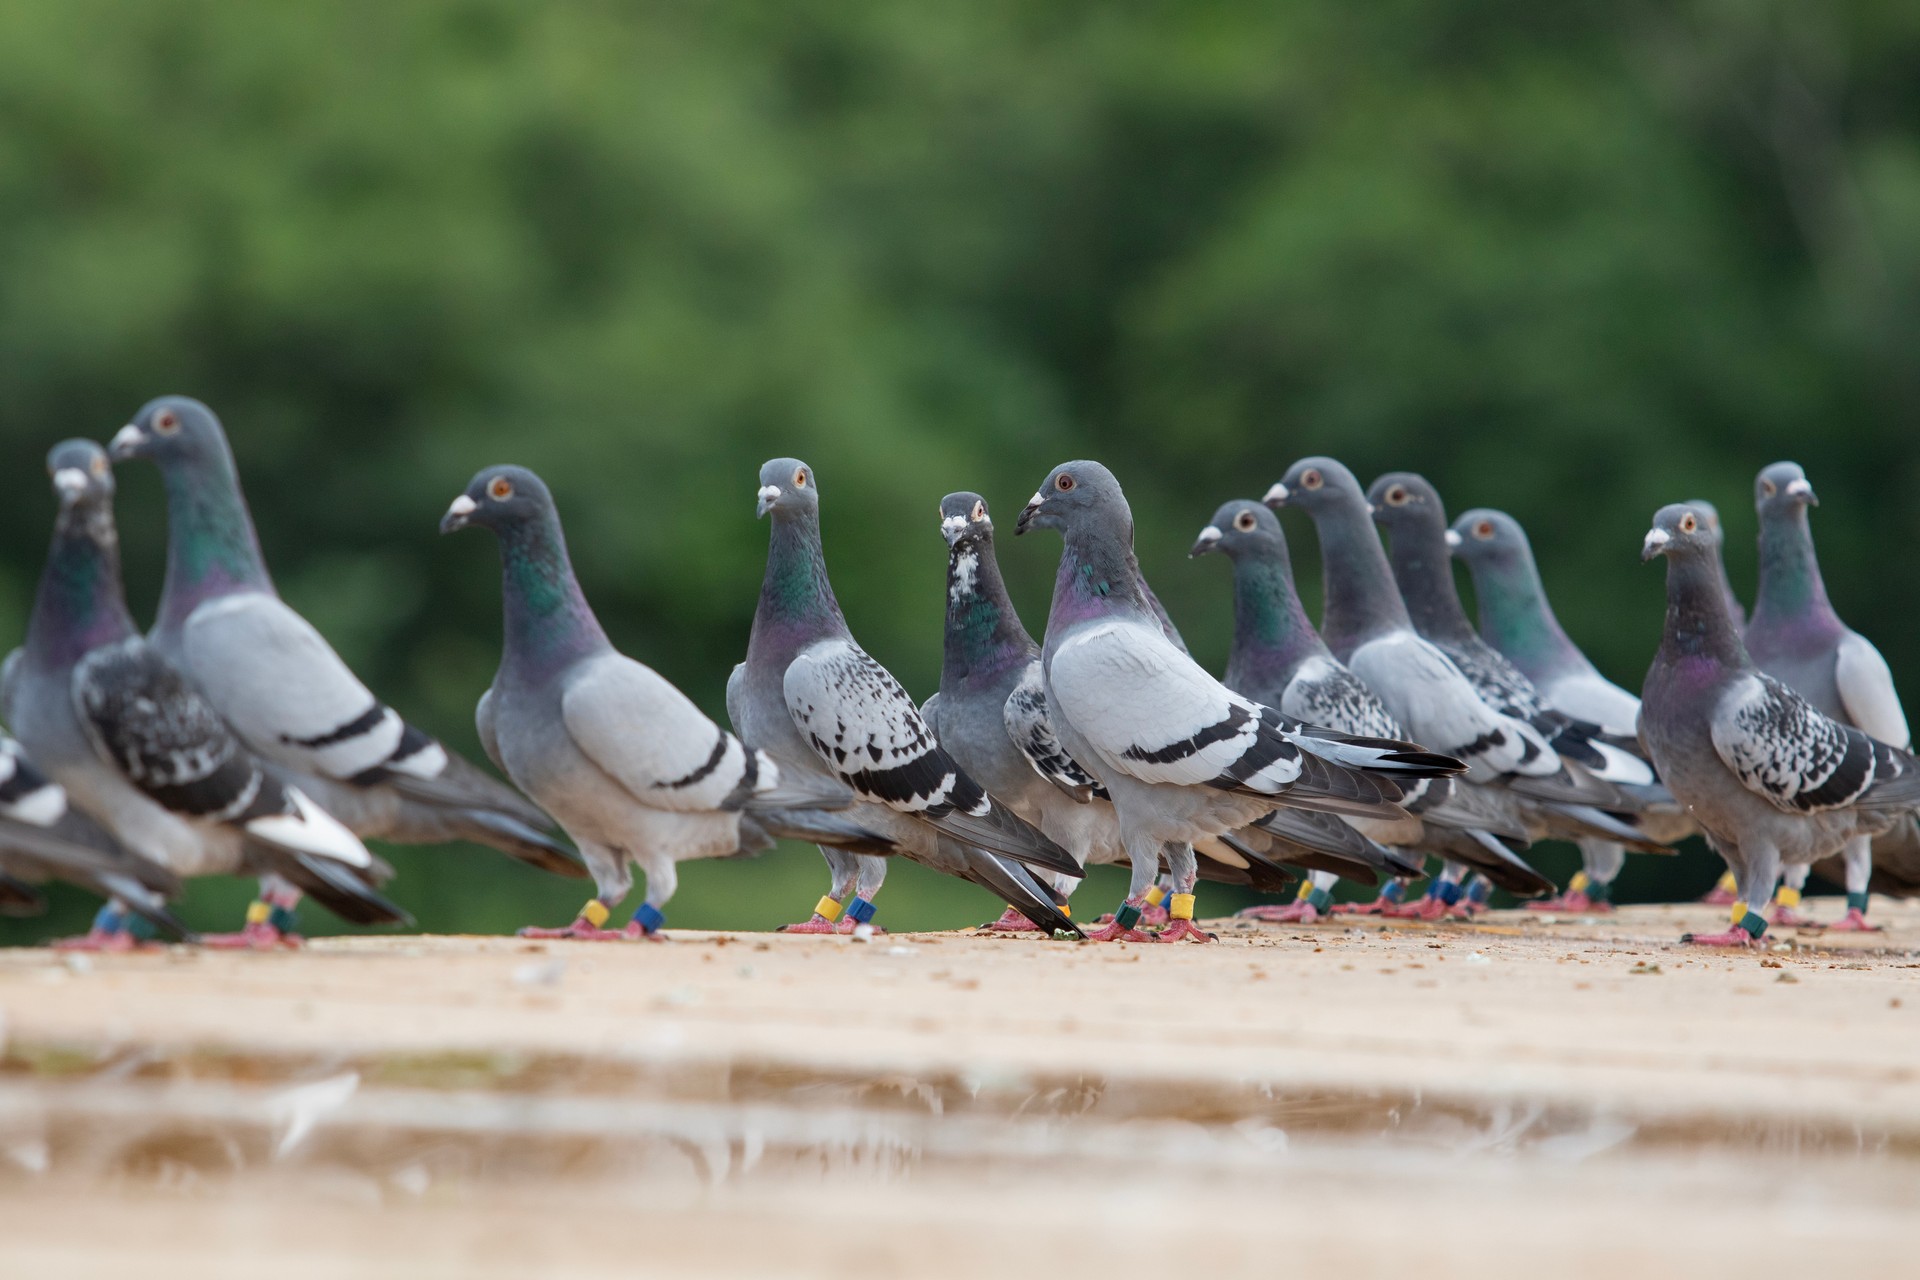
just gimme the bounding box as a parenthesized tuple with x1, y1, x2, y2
(110, 397, 583, 939)
(1639, 502, 1920, 947)
(730, 459, 1082, 937)
(1446, 505, 1695, 911)
(441, 465, 874, 939)
(1190, 499, 1551, 919)
(3, 439, 404, 948)
(1744, 462, 1918, 927)
(1016, 461, 1463, 943)
(1688, 499, 1748, 633)
(0, 734, 188, 942)
(926, 493, 1385, 931)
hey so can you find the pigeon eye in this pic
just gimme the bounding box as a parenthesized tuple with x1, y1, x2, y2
(1475, 521, 1494, 539)
(970, 500, 986, 521)
(1233, 511, 1256, 532)
(793, 468, 807, 488)
(489, 477, 514, 501)
(1056, 473, 1076, 492)
(1301, 470, 1323, 490)
(90, 454, 108, 476)
(1385, 485, 1409, 506)
(1760, 479, 1777, 498)
(154, 410, 180, 436)
(1679, 512, 1698, 534)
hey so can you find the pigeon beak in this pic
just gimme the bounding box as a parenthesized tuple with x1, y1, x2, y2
(1189, 526, 1222, 558)
(1640, 528, 1670, 561)
(755, 484, 782, 519)
(109, 424, 145, 460)
(1262, 482, 1289, 509)
(52, 468, 88, 504)
(1014, 491, 1044, 536)
(1786, 477, 1817, 506)
(939, 514, 970, 546)
(439, 493, 478, 534)
(1444, 529, 1463, 550)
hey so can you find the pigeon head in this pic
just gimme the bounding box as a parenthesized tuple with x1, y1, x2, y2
(1265, 456, 1364, 516)
(1447, 508, 1529, 569)
(441, 465, 553, 536)
(111, 396, 229, 471)
(1015, 460, 1129, 539)
(939, 492, 994, 549)
(1682, 498, 1727, 545)
(1191, 499, 1286, 560)
(1365, 472, 1446, 536)
(757, 458, 819, 520)
(46, 439, 115, 512)
(1642, 503, 1716, 563)
(1755, 462, 1816, 517)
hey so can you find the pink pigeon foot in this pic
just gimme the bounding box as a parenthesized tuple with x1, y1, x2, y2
(1154, 919, 1215, 943)
(1824, 908, 1880, 933)
(1237, 901, 1321, 924)
(837, 916, 887, 935)
(199, 923, 302, 950)
(1086, 919, 1157, 943)
(1680, 927, 1760, 948)
(1770, 905, 1813, 928)
(1700, 885, 1738, 906)
(984, 907, 1044, 933)
(517, 919, 633, 941)
(54, 929, 156, 953)
(1382, 896, 1449, 921)
(777, 913, 844, 935)
(1333, 895, 1396, 916)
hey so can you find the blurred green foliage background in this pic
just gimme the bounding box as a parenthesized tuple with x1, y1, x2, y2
(3, 1, 1919, 941)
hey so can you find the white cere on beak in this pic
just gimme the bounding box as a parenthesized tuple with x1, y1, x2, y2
(52, 468, 88, 498)
(110, 424, 143, 453)
(1642, 528, 1670, 554)
(1196, 526, 1222, 546)
(1028, 491, 1045, 507)
(757, 485, 782, 503)
(1263, 482, 1289, 504)
(1444, 529, 1463, 549)
(940, 514, 969, 539)
(1785, 478, 1814, 499)
(448, 494, 478, 517)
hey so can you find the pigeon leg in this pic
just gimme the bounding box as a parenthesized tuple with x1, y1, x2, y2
(1385, 864, 1464, 920)
(836, 860, 888, 935)
(1769, 865, 1812, 927)
(1334, 877, 1409, 915)
(1154, 844, 1213, 943)
(781, 848, 863, 934)
(984, 907, 1045, 933)
(1826, 836, 1880, 932)
(54, 902, 163, 952)
(1684, 848, 1770, 947)
(1087, 836, 1162, 942)
(520, 896, 636, 941)
(1240, 872, 1335, 924)
(201, 889, 304, 950)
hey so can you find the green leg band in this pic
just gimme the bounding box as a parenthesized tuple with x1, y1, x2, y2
(1737, 909, 1768, 938)
(1587, 879, 1612, 905)
(1847, 891, 1870, 912)
(1113, 902, 1142, 930)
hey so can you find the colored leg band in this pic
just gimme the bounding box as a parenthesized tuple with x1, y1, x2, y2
(1774, 886, 1802, 908)
(1293, 880, 1314, 903)
(1735, 908, 1767, 938)
(1568, 871, 1590, 893)
(125, 913, 159, 941)
(1436, 879, 1462, 905)
(1059, 902, 1071, 918)
(1381, 880, 1407, 903)
(1465, 878, 1491, 904)
(91, 905, 126, 934)
(845, 896, 877, 925)
(245, 900, 272, 926)
(632, 902, 666, 934)
(813, 895, 844, 923)
(1169, 893, 1195, 921)
(1848, 891, 1870, 912)
(1717, 871, 1737, 892)
(579, 899, 611, 928)
(1113, 902, 1142, 930)
(267, 905, 299, 935)
(1143, 885, 1166, 908)
(1306, 886, 1333, 912)
(1587, 878, 1612, 904)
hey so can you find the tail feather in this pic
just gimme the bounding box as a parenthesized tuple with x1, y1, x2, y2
(961, 852, 1082, 937)
(1439, 828, 1555, 897)
(1536, 802, 1676, 854)
(447, 808, 587, 878)
(260, 847, 412, 927)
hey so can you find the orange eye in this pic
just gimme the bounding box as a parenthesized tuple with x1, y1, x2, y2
(1056, 472, 1075, 492)
(1760, 479, 1776, 498)
(155, 410, 180, 435)
(489, 477, 514, 501)
(1301, 469, 1323, 490)
(1679, 512, 1698, 534)
(90, 454, 108, 476)
(1474, 520, 1494, 539)
(1386, 485, 1408, 506)
(793, 468, 807, 487)
(1233, 511, 1256, 532)
(970, 500, 986, 521)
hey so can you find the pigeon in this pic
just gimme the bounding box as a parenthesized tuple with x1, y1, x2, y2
(110, 396, 583, 944)
(926, 493, 1393, 932)
(1743, 462, 1918, 929)
(440, 465, 874, 939)
(731, 459, 1084, 938)
(1266, 458, 1659, 915)
(1016, 460, 1464, 942)
(3, 439, 403, 949)
(1639, 501, 1920, 947)
(0, 734, 188, 943)
(1446, 506, 1694, 911)
(1190, 498, 1551, 921)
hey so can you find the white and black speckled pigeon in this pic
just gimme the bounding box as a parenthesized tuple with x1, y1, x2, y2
(110, 397, 582, 943)
(441, 465, 876, 940)
(1640, 502, 1920, 948)
(1744, 462, 1919, 929)
(1447, 505, 1694, 911)
(1017, 461, 1463, 943)
(0, 733, 188, 943)
(3, 439, 403, 949)
(1190, 499, 1551, 921)
(731, 459, 1082, 938)
(926, 493, 1396, 931)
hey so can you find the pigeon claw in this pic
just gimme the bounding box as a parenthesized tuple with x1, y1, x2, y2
(1332, 896, 1395, 916)
(1769, 905, 1813, 928)
(1823, 908, 1880, 933)
(1381, 897, 1449, 921)
(982, 907, 1045, 933)
(53, 928, 158, 954)
(1153, 919, 1215, 943)
(1529, 892, 1609, 915)
(199, 923, 302, 951)
(1237, 901, 1321, 924)
(517, 920, 634, 942)
(1678, 927, 1760, 948)
(776, 914, 843, 935)
(1085, 920, 1157, 943)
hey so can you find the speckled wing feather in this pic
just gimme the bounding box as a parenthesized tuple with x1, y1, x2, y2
(1713, 673, 1920, 814)
(1002, 663, 1107, 803)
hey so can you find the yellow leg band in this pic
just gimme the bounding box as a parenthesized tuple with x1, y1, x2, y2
(813, 895, 844, 923)
(1059, 903, 1070, 918)
(244, 900, 272, 925)
(1774, 886, 1801, 908)
(1730, 901, 1750, 925)
(1144, 885, 1166, 907)
(1294, 880, 1314, 902)
(1717, 871, 1737, 892)
(1568, 871, 1590, 893)
(579, 899, 611, 928)
(1169, 893, 1196, 921)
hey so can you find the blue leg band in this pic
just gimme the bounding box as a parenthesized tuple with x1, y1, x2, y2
(1464, 877, 1491, 905)
(845, 896, 878, 925)
(1436, 879, 1463, 905)
(91, 904, 126, 934)
(632, 902, 667, 934)
(1380, 880, 1407, 903)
